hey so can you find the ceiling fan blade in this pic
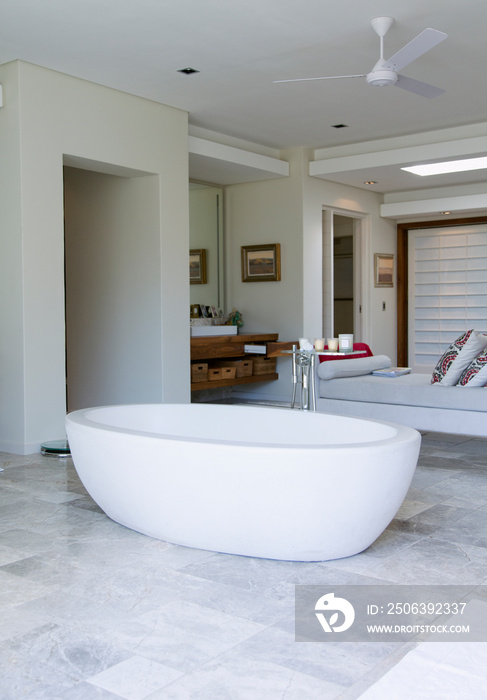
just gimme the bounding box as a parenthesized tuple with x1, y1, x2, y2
(395, 74, 446, 98)
(383, 28, 447, 71)
(273, 74, 365, 84)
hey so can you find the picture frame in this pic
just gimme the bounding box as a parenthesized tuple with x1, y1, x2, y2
(190, 249, 207, 284)
(241, 243, 281, 282)
(374, 253, 394, 287)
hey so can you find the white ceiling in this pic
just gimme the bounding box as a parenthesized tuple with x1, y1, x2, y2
(1, 0, 487, 193)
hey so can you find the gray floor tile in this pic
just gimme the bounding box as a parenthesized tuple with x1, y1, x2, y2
(1, 430, 487, 698)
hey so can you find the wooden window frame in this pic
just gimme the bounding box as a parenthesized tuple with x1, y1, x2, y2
(397, 215, 487, 367)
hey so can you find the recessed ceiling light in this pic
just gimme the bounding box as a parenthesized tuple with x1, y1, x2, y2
(442, 211, 451, 215)
(402, 156, 487, 176)
(177, 67, 200, 75)
(364, 180, 377, 185)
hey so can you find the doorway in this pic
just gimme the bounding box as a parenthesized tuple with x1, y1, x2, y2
(323, 210, 363, 339)
(63, 164, 162, 412)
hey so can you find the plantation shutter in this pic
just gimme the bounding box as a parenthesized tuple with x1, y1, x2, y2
(408, 224, 487, 373)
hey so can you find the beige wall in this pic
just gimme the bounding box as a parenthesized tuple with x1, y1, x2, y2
(0, 61, 189, 453)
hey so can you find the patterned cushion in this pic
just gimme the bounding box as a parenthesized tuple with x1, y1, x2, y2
(431, 330, 487, 386)
(457, 348, 487, 387)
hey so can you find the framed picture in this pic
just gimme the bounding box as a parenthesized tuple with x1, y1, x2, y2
(374, 253, 394, 287)
(190, 249, 207, 284)
(241, 243, 281, 282)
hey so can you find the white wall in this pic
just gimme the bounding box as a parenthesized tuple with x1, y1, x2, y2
(225, 148, 397, 402)
(0, 60, 189, 453)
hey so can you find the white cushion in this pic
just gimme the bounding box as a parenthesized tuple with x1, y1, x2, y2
(457, 348, 487, 387)
(317, 355, 391, 381)
(431, 331, 487, 386)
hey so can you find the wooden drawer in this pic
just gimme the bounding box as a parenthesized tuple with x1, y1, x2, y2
(214, 359, 252, 377)
(210, 362, 238, 380)
(191, 362, 208, 382)
(190, 333, 278, 361)
(252, 357, 277, 375)
(208, 368, 222, 381)
(191, 339, 245, 360)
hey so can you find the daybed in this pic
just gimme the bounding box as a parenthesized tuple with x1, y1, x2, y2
(315, 331, 487, 437)
(316, 372, 487, 437)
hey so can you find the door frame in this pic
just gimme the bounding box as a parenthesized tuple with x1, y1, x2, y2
(323, 207, 365, 339)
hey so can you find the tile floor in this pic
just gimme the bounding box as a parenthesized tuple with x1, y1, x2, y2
(1, 428, 487, 699)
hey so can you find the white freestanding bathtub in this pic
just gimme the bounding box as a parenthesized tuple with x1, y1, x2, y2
(65, 404, 421, 561)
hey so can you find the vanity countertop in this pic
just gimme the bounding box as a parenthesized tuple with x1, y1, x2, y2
(190, 325, 238, 337)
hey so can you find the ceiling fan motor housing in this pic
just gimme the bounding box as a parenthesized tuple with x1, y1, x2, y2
(366, 68, 398, 87)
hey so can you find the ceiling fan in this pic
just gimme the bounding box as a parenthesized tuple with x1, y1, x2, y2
(274, 17, 448, 98)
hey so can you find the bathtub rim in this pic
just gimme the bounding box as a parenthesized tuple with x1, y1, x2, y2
(65, 403, 421, 452)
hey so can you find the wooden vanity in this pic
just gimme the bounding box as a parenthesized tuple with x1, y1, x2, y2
(190, 331, 291, 391)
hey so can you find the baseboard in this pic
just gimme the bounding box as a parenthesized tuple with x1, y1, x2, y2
(0, 440, 41, 455)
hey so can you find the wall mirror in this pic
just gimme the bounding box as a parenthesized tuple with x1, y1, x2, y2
(189, 183, 224, 311)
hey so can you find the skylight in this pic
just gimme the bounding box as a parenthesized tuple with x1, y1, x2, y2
(402, 156, 487, 176)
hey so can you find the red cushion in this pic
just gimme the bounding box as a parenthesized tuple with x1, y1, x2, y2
(318, 342, 373, 363)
